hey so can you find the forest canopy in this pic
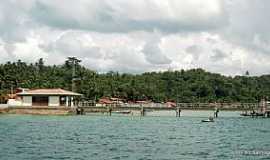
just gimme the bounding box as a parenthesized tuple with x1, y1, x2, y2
(1, 58, 270, 103)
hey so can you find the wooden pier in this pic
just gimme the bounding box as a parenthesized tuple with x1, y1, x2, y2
(77, 105, 182, 117)
(76, 102, 269, 117)
(1, 102, 268, 117)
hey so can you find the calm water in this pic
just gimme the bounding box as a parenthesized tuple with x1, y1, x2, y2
(0, 112, 270, 160)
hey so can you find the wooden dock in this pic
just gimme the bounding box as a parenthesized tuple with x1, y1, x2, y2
(2, 102, 268, 117)
(77, 106, 183, 117)
(76, 102, 266, 117)
(4, 106, 75, 115)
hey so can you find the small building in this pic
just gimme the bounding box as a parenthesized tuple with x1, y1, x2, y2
(99, 98, 114, 105)
(97, 97, 126, 107)
(13, 88, 82, 107)
(166, 102, 177, 108)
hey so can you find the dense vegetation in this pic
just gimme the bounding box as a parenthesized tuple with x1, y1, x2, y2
(1, 58, 270, 103)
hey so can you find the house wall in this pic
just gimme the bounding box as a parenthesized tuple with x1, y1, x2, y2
(7, 99, 22, 107)
(49, 96, 60, 107)
(22, 96, 32, 106)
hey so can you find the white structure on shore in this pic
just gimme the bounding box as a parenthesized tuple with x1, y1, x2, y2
(8, 88, 82, 107)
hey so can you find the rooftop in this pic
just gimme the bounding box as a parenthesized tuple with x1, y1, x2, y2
(17, 88, 82, 96)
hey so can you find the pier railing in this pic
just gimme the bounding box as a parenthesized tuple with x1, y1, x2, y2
(78, 102, 260, 110)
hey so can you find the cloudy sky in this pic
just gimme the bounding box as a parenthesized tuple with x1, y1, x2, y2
(0, 0, 270, 75)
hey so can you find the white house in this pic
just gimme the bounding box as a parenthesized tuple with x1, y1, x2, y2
(13, 88, 82, 107)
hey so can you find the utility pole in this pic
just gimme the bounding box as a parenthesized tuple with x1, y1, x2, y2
(67, 57, 81, 92)
(176, 71, 179, 107)
(198, 68, 201, 105)
(93, 72, 97, 103)
(11, 85, 13, 95)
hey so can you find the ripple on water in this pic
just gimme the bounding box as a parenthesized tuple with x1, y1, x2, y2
(0, 115, 270, 160)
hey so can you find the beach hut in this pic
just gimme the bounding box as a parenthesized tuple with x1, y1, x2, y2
(13, 88, 82, 107)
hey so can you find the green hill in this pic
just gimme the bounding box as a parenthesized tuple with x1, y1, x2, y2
(1, 58, 269, 103)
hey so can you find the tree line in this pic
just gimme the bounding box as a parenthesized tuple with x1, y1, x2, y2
(1, 58, 270, 103)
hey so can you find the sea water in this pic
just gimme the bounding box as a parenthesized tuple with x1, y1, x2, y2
(0, 112, 270, 160)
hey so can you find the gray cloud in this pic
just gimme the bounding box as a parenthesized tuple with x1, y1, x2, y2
(0, 0, 270, 75)
(28, 0, 228, 33)
(0, 1, 35, 42)
(142, 39, 172, 65)
(206, 37, 218, 44)
(3, 43, 16, 57)
(185, 45, 202, 60)
(210, 49, 227, 61)
(222, 1, 270, 55)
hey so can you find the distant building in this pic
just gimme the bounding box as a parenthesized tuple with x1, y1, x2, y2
(136, 100, 151, 104)
(9, 88, 82, 107)
(97, 97, 125, 106)
(166, 102, 177, 108)
(98, 97, 114, 105)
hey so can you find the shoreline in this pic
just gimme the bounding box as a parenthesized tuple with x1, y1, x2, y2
(0, 107, 75, 115)
(0, 106, 247, 116)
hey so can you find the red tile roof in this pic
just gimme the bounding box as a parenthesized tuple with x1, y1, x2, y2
(17, 88, 82, 96)
(99, 98, 114, 104)
(166, 102, 176, 107)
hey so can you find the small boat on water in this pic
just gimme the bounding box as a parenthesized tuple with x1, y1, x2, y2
(201, 119, 214, 122)
(113, 110, 131, 114)
(240, 111, 264, 117)
(240, 113, 251, 116)
(201, 117, 214, 122)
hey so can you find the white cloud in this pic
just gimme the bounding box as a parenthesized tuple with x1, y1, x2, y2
(12, 37, 48, 62)
(0, 0, 270, 75)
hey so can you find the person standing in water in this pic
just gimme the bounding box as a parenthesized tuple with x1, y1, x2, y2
(214, 107, 219, 118)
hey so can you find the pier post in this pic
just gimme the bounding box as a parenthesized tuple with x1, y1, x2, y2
(251, 110, 255, 118)
(176, 107, 181, 117)
(140, 107, 145, 116)
(80, 108, 84, 115)
(76, 107, 84, 115)
(265, 111, 270, 118)
(214, 108, 219, 118)
(76, 107, 79, 115)
(107, 106, 112, 116)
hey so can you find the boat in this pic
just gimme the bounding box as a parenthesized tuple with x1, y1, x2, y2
(113, 110, 131, 114)
(240, 113, 251, 116)
(255, 113, 264, 116)
(240, 111, 264, 117)
(201, 117, 214, 122)
(201, 119, 214, 122)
